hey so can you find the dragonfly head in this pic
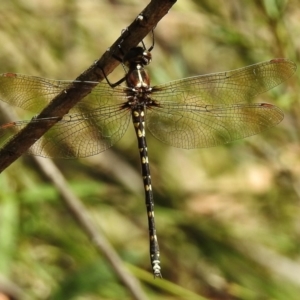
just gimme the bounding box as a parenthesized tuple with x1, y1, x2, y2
(123, 46, 152, 68)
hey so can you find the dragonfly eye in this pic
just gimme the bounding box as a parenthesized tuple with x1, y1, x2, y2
(142, 51, 152, 65)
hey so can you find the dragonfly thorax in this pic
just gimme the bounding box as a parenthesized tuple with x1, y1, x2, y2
(126, 64, 151, 89)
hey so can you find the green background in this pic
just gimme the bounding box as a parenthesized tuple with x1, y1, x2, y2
(0, 0, 299, 299)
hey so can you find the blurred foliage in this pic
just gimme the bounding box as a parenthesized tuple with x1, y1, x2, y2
(0, 0, 300, 299)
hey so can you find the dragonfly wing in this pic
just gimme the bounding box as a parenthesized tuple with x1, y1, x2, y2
(146, 58, 293, 148)
(0, 104, 131, 158)
(147, 103, 283, 148)
(0, 73, 127, 114)
(0, 74, 131, 158)
(151, 59, 296, 106)
(0, 74, 73, 112)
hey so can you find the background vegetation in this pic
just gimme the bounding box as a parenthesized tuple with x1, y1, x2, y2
(0, 0, 299, 299)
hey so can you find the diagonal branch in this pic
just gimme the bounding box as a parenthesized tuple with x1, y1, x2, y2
(0, 0, 177, 172)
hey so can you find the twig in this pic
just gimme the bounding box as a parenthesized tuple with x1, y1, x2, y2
(0, 0, 177, 172)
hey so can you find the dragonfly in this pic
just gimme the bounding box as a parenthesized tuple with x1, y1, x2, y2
(0, 40, 296, 277)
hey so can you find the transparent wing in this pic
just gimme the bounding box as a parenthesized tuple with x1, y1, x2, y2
(151, 59, 296, 106)
(0, 74, 131, 158)
(0, 105, 131, 158)
(147, 103, 283, 148)
(0, 73, 128, 113)
(147, 59, 295, 148)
